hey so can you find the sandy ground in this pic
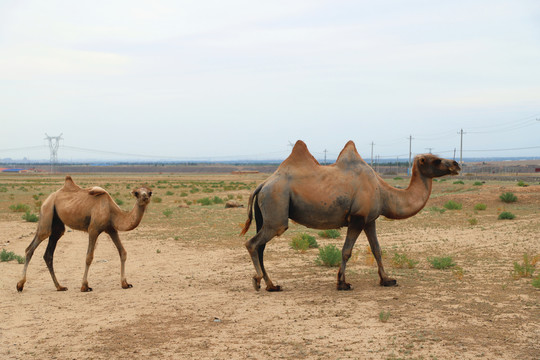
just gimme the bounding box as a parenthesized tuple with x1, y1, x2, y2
(1, 175, 539, 359)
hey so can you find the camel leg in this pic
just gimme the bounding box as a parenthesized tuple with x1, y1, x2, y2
(337, 219, 364, 290)
(16, 231, 49, 292)
(81, 230, 100, 292)
(107, 230, 132, 289)
(365, 221, 397, 286)
(43, 218, 67, 291)
(245, 227, 284, 291)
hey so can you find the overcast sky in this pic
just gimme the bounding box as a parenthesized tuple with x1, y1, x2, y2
(1, 0, 539, 162)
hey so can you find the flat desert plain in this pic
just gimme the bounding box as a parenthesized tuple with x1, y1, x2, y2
(1, 173, 539, 360)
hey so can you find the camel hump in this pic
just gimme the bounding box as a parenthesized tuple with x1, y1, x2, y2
(62, 175, 82, 191)
(88, 187, 107, 196)
(335, 141, 364, 167)
(279, 140, 320, 168)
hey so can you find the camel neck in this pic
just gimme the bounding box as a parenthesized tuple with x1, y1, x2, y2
(112, 203, 147, 231)
(380, 166, 432, 220)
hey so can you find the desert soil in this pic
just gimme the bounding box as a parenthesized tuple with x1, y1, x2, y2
(0, 173, 539, 360)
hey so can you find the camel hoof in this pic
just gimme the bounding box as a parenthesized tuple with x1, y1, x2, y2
(122, 283, 133, 289)
(81, 286, 93, 292)
(252, 277, 261, 291)
(381, 279, 398, 287)
(266, 285, 282, 292)
(57, 286, 68, 291)
(337, 282, 352, 291)
(16, 282, 24, 292)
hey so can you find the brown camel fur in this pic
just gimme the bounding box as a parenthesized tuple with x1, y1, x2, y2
(16, 176, 152, 292)
(241, 140, 460, 291)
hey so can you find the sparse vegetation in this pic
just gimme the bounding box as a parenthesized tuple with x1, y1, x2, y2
(392, 252, 418, 269)
(163, 208, 173, 218)
(498, 211, 515, 220)
(474, 203, 487, 211)
(22, 211, 39, 222)
(315, 244, 341, 267)
(512, 254, 536, 279)
(290, 233, 318, 252)
(0, 249, 25, 264)
(443, 200, 462, 210)
(517, 180, 528, 187)
(318, 229, 341, 239)
(115, 198, 124, 206)
(473, 181, 483, 186)
(379, 310, 391, 323)
(427, 256, 456, 269)
(467, 218, 478, 225)
(152, 196, 163, 203)
(499, 192, 517, 203)
(9, 203, 30, 213)
(453, 180, 464, 185)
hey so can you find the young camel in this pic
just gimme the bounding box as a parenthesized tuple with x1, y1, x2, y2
(241, 140, 460, 292)
(16, 176, 152, 292)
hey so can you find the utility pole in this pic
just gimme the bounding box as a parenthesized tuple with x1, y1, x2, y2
(323, 149, 328, 165)
(44, 133, 63, 174)
(425, 147, 433, 154)
(458, 129, 466, 167)
(453, 148, 456, 161)
(370, 141, 375, 167)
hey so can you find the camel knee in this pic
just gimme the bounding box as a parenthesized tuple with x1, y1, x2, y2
(342, 248, 353, 262)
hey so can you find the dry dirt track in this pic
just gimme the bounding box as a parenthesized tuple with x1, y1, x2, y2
(1, 175, 539, 359)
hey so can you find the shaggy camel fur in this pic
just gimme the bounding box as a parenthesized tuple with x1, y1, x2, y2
(241, 140, 460, 291)
(16, 176, 152, 292)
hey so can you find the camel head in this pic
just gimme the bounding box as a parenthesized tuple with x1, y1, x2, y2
(131, 186, 153, 206)
(415, 154, 460, 178)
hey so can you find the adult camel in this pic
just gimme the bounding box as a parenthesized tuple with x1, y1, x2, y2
(241, 140, 460, 291)
(16, 176, 152, 292)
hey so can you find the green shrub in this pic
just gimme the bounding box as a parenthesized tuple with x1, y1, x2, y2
(512, 254, 536, 278)
(162, 209, 173, 217)
(499, 192, 517, 203)
(393, 177, 403, 181)
(468, 218, 478, 225)
(0, 187, 7, 192)
(427, 256, 456, 269)
(517, 181, 528, 187)
(165, 191, 174, 196)
(9, 203, 30, 213)
(115, 198, 124, 206)
(473, 181, 483, 186)
(180, 192, 188, 197)
(290, 233, 318, 251)
(318, 229, 341, 239)
(498, 211, 515, 220)
(315, 244, 341, 267)
(532, 276, 540, 288)
(22, 211, 39, 223)
(392, 252, 418, 268)
(152, 197, 163, 203)
(0, 249, 25, 264)
(443, 200, 462, 210)
(474, 203, 487, 211)
(379, 310, 391, 323)
(197, 197, 212, 206)
(453, 180, 464, 185)
(212, 196, 224, 204)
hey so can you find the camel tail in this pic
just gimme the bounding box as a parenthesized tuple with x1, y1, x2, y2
(240, 182, 264, 236)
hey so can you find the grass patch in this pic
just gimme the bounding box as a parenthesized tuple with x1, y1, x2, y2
(22, 211, 39, 222)
(453, 180, 464, 185)
(473, 181, 483, 186)
(290, 233, 319, 252)
(498, 211, 515, 220)
(512, 254, 537, 279)
(499, 192, 517, 203)
(379, 310, 391, 323)
(9, 203, 30, 213)
(443, 200, 462, 210)
(318, 229, 341, 239)
(532, 276, 540, 288)
(392, 252, 418, 269)
(115, 198, 124, 206)
(163, 208, 173, 218)
(427, 256, 456, 269)
(474, 203, 487, 211)
(152, 196, 163, 203)
(427, 206, 446, 214)
(517, 181, 528, 187)
(165, 191, 174, 196)
(315, 244, 341, 267)
(0, 249, 25, 264)
(467, 218, 478, 225)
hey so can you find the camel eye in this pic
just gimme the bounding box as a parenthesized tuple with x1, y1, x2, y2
(148, 191, 152, 197)
(134, 191, 139, 197)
